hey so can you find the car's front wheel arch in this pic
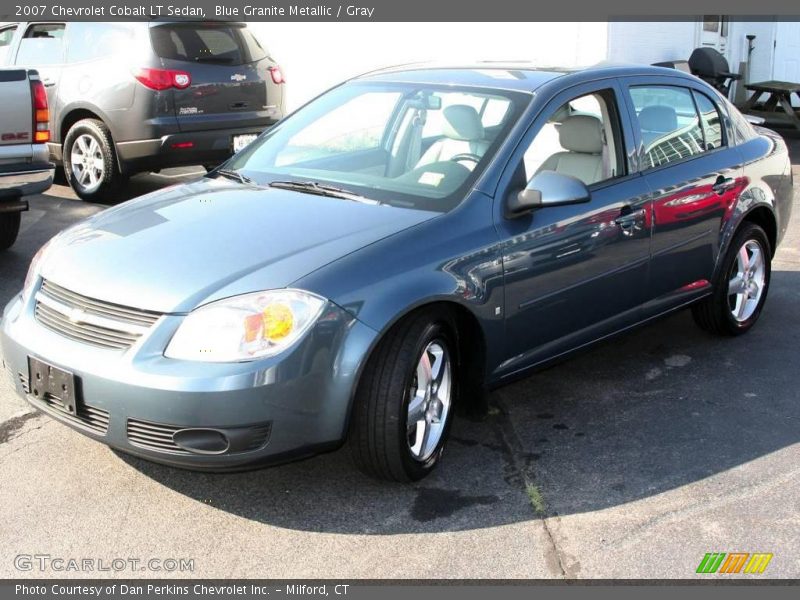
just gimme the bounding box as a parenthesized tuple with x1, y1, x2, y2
(346, 301, 488, 480)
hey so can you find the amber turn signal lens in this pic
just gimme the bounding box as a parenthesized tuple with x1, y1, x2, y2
(262, 304, 293, 341)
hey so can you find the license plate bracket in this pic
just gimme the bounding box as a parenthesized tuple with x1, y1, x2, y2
(28, 357, 78, 415)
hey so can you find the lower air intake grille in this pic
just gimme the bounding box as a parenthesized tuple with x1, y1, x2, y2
(127, 419, 190, 455)
(126, 418, 271, 455)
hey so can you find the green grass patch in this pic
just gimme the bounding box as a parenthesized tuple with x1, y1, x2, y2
(526, 483, 546, 515)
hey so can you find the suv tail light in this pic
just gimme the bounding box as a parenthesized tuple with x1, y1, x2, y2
(30, 79, 50, 143)
(268, 66, 285, 85)
(133, 67, 192, 91)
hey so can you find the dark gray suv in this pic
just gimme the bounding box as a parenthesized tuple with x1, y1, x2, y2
(0, 21, 285, 201)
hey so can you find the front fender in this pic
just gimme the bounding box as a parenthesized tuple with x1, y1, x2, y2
(294, 191, 507, 377)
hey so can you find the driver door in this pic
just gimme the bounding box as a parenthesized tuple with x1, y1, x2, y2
(494, 82, 653, 376)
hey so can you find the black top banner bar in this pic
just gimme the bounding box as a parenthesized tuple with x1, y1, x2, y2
(1, 0, 800, 22)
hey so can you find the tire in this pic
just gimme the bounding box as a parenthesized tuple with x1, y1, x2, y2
(63, 119, 121, 202)
(0, 212, 21, 251)
(692, 222, 771, 336)
(350, 307, 459, 482)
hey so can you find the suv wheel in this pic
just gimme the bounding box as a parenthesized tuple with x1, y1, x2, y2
(63, 119, 120, 202)
(350, 307, 458, 481)
(692, 223, 771, 335)
(0, 212, 21, 250)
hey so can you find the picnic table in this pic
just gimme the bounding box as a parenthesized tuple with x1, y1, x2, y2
(740, 80, 800, 131)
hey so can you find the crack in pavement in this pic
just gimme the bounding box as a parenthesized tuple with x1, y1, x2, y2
(491, 392, 569, 578)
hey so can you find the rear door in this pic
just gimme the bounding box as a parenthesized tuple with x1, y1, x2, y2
(149, 22, 283, 133)
(620, 78, 745, 313)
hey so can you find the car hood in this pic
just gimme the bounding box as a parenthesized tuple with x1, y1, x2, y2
(40, 178, 436, 313)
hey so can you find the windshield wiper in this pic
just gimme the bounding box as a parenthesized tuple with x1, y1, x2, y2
(215, 169, 253, 185)
(268, 180, 378, 204)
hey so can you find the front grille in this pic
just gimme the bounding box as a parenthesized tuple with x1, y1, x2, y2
(127, 418, 272, 456)
(34, 280, 162, 350)
(20, 372, 110, 434)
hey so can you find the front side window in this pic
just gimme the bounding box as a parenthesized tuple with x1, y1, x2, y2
(521, 90, 626, 187)
(15, 23, 65, 66)
(228, 82, 528, 212)
(629, 86, 705, 170)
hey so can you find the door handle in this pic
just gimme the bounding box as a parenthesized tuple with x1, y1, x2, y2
(42, 78, 55, 87)
(614, 207, 646, 227)
(712, 176, 736, 195)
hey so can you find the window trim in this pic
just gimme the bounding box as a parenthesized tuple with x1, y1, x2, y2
(691, 89, 728, 151)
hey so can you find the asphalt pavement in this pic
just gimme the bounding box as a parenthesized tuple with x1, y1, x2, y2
(0, 158, 798, 579)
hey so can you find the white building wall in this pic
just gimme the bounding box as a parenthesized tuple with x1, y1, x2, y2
(251, 22, 608, 110)
(606, 21, 699, 66)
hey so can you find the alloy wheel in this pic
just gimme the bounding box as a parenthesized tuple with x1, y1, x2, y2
(70, 134, 105, 193)
(407, 340, 452, 461)
(728, 239, 766, 322)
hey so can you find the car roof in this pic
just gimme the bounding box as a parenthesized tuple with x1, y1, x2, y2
(354, 62, 699, 93)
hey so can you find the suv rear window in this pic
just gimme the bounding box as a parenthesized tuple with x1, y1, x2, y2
(150, 24, 267, 66)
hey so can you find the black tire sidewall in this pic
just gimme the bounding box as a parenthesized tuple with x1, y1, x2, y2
(718, 224, 771, 334)
(0, 211, 21, 250)
(63, 120, 118, 202)
(396, 318, 458, 480)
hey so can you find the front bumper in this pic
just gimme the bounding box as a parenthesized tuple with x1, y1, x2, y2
(1, 290, 377, 471)
(115, 125, 275, 174)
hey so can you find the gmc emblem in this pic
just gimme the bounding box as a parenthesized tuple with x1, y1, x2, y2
(1, 132, 29, 141)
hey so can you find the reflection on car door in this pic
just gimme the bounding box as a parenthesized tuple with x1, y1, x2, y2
(622, 80, 745, 315)
(494, 83, 653, 378)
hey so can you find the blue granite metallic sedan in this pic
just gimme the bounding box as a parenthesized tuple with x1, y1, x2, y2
(1, 63, 792, 480)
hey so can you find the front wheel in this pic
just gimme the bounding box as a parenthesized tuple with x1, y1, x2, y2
(692, 223, 771, 335)
(350, 308, 458, 481)
(63, 119, 121, 202)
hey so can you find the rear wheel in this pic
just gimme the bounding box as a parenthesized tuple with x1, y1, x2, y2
(692, 223, 771, 335)
(0, 212, 21, 250)
(63, 119, 121, 202)
(350, 308, 458, 481)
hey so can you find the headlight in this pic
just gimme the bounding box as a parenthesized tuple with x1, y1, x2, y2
(165, 289, 327, 362)
(21, 238, 53, 303)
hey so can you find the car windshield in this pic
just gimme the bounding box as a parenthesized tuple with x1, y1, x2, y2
(226, 81, 529, 211)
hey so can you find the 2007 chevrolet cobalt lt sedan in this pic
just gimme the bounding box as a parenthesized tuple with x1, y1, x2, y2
(1, 64, 792, 481)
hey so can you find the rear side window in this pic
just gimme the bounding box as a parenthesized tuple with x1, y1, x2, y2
(150, 24, 267, 66)
(15, 23, 65, 66)
(629, 85, 705, 170)
(693, 91, 724, 150)
(66, 23, 135, 63)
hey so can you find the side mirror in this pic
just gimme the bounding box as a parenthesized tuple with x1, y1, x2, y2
(507, 171, 591, 217)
